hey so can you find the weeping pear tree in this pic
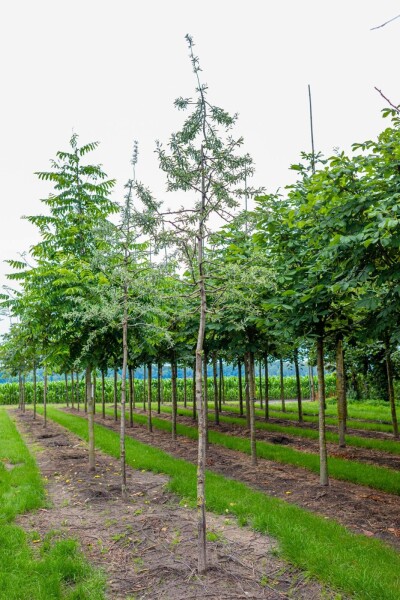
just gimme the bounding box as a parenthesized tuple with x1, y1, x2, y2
(135, 35, 255, 573)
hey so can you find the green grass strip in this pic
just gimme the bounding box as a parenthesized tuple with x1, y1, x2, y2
(164, 404, 400, 456)
(100, 405, 400, 496)
(43, 406, 400, 600)
(0, 409, 105, 600)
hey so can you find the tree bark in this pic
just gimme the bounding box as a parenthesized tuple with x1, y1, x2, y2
(316, 334, 329, 486)
(192, 360, 197, 421)
(238, 360, 243, 417)
(143, 364, 146, 411)
(76, 372, 80, 411)
(212, 352, 219, 425)
(336, 335, 346, 447)
(385, 339, 399, 439)
(172, 359, 177, 440)
(86, 366, 95, 472)
(128, 366, 134, 427)
(203, 351, 209, 447)
(264, 354, 269, 421)
(247, 352, 257, 465)
(244, 355, 250, 428)
(183, 366, 187, 408)
(147, 363, 153, 433)
(92, 370, 96, 414)
(64, 372, 69, 407)
(218, 357, 223, 410)
(258, 360, 263, 409)
(114, 368, 118, 422)
(157, 363, 162, 414)
(43, 367, 47, 428)
(280, 358, 285, 412)
(294, 349, 303, 423)
(33, 363, 37, 420)
(71, 371, 75, 409)
(101, 369, 106, 419)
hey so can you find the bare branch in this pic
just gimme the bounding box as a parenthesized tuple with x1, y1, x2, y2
(374, 87, 400, 113)
(371, 13, 400, 30)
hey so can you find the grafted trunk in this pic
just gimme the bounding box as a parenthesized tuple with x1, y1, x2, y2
(147, 363, 153, 433)
(294, 349, 303, 423)
(212, 352, 219, 425)
(264, 354, 269, 421)
(238, 360, 243, 417)
(385, 339, 399, 439)
(172, 360, 177, 440)
(316, 334, 329, 486)
(279, 358, 285, 412)
(247, 352, 257, 465)
(64, 372, 69, 407)
(128, 366, 134, 426)
(336, 335, 346, 447)
(86, 366, 95, 472)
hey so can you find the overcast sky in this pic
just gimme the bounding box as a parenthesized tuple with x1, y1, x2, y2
(1, 1, 399, 333)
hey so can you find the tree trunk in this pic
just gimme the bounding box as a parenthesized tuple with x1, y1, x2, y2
(212, 352, 219, 425)
(172, 359, 177, 440)
(86, 366, 95, 472)
(143, 364, 146, 411)
(92, 370, 96, 414)
(316, 334, 329, 486)
(244, 355, 250, 428)
(192, 360, 197, 421)
(114, 368, 118, 421)
(43, 367, 47, 428)
(157, 363, 162, 414)
(294, 349, 303, 423)
(147, 363, 153, 433)
(22, 374, 25, 413)
(120, 294, 128, 496)
(64, 372, 69, 407)
(84, 370, 88, 413)
(280, 358, 285, 412)
(33, 363, 37, 420)
(264, 354, 269, 421)
(203, 351, 209, 447)
(71, 371, 75, 409)
(218, 357, 223, 410)
(238, 360, 243, 417)
(385, 339, 399, 439)
(18, 371, 22, 411)
(76, 372, 80, 411)
(336, 335, 346, 447)
(128, 366, 134, 427)
(101, 369, 106, 419)
(183, 366, 187, 408)
(258, 360, 263, 409)
(247, 352, 257, 465)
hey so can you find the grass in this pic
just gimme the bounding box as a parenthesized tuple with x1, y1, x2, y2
(161, 403, 400, 456)
(0, 409, 105, 600)
(42, 405, 400, 600)
(107, 405, 400, 495)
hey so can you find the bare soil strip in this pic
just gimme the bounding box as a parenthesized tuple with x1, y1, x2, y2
(15, 411, 331, 600)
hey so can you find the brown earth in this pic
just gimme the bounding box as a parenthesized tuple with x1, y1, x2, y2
(14, 411, 334, 600)
(81, 407, 400, 552)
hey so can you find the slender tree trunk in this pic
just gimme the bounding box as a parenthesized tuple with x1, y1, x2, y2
(86, 366, 95, 472)
(147, 363, 153, 433)
(101, 369, 106, 419)
(64, 372, 69, 407)
(18, 371, 22, 411)
(336, 335, 346, 447)
(238, 360, 243, 417)
(203, 351, 209, 446)
(385, 339, 399, 439)
(128, 366, 134, 427)
(114, 368, 118, 422)
(120, 292, 128, 496)
(157, 362, 162, 414)
(264, 353, 269, 421)
(247, 352, 257, 465)
(22, 374, 25, 413)
(258, 360, 263, 409)
(132, 369, 136, 410)
(183, 366, 187, 408)
(143, 364, 146, 411)
(280, 358, 285, 412)
(244, 355, 250, 428)
(43, 367, 47, 428)
(84, 370, 88, 413)
(310, 365, 316, 401)
(71, 371, 75, 409)
(33, 363, 37, 420)
(294, 349, 303, 423)
(212, 352, 219, 425)
(172, 359, 177, 440)
(316, 333, 329, 486)
(218, 357, 223, 410)
(192, 360, 197, 421)
(92, 370, 96, 414)
(76, 372, 80, 411)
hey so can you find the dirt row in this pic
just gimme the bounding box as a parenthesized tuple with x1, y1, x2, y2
(15, 411, 332, 600)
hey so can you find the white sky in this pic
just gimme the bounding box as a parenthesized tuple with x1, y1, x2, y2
(1, 1, 399, 333)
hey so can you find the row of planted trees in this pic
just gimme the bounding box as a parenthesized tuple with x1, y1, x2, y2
(1, 35, 400, 572)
